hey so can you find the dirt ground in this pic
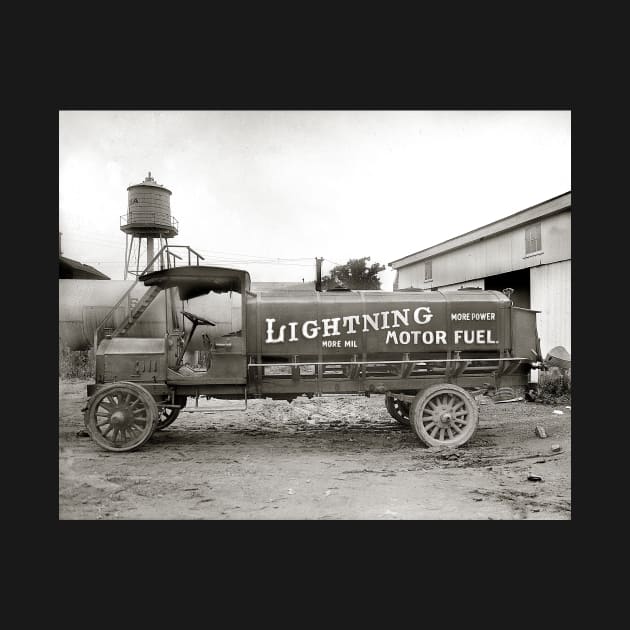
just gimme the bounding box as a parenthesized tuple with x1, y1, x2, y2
(59, 379, 571, 520)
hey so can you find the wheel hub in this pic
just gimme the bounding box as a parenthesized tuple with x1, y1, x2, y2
(436, 412, 453, 427)
(110, 410, 127, 425)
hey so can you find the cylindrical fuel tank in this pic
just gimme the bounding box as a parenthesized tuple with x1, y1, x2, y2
(59, 280, 240, 351)
(246, 289, 513, 359)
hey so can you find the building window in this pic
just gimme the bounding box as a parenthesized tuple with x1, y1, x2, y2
(525, 223, 542, 254)
(424, 260, 432, 281)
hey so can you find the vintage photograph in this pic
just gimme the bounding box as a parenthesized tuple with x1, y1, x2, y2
(59, 110, 571, 519)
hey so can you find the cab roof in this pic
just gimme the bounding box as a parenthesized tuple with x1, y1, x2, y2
(140, 265, 251, 301)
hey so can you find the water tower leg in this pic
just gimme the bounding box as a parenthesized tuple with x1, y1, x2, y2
(147, 238, 154, 272)
(124, 234, 129, 280)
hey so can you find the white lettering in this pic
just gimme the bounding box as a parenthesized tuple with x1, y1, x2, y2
(453, 312, 496, 321)
(399, 331, 411, 344)
(302, 320, 320, 339)
(343, 315, 361, 334)
(380, 311, 390, 329)
(413, 306, 434, 325)
(322, 340, 341, 348)
(288, 321, 298, 342)
(392, 309, 409, 328)
(362, 312, 380, 332)
(322, 317, 341, 337)
(385, 330, 398, 344)
(265, 319, 285, 344)
(436, 330, 447, 344)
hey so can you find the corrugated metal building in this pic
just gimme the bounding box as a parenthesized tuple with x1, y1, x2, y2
(389, 192, 571, 357)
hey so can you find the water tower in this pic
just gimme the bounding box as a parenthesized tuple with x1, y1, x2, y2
(120, 172, 178, 279)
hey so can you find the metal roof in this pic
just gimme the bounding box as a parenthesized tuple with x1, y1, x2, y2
(140, 265, 251, 300)
(389, 191, 571, 268)
(59, 256, 110, 280)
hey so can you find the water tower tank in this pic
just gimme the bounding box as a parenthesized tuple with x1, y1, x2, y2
(121, 172, 178, 238)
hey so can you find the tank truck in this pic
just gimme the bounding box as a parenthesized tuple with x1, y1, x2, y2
(67, 245, 566, 452)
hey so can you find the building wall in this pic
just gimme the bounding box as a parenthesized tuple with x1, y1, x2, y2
(396, 210, 571, 290)
(432, 278, 485, 291)
(530, 260, 571, 356)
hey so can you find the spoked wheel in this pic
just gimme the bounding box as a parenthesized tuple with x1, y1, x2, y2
(410, 384, 478, 448)
(385, 396, 411, 427)
(84, 382, 159, 452)
(156, 395, 188, 431)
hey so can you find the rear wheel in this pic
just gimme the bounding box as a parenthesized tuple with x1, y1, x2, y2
(410, 384, 478, 448)
(156, 395, 188, 431)
(84, 382, 158, 452)
(385, 396, 411, 426)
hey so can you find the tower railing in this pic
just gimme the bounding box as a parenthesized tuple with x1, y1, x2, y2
(93, 244, 205, 350)
(120, 212, 179, 232)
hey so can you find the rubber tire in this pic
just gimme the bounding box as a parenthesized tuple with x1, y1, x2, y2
(410, 383, 479, 448)
(156, 395, 188, 431)
(385, 396, 411, 427)
(84, 382, 159, 453)
(495, 386, 516, 401)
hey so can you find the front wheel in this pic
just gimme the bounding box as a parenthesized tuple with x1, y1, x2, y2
(84, 382, 159, 452)
(410, 384, 478, 448)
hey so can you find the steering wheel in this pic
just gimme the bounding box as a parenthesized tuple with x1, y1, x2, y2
(181, 310, 216, 326)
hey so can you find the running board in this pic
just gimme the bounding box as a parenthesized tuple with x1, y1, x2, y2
(178, 388, 248, 414)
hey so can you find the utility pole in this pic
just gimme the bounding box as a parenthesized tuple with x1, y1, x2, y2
(315, 257, 324, 292)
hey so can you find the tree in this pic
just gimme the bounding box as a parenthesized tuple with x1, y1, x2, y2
(321, 257, 385, 290)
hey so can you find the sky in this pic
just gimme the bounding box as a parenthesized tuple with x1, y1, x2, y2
(59, 110, 571, 289)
